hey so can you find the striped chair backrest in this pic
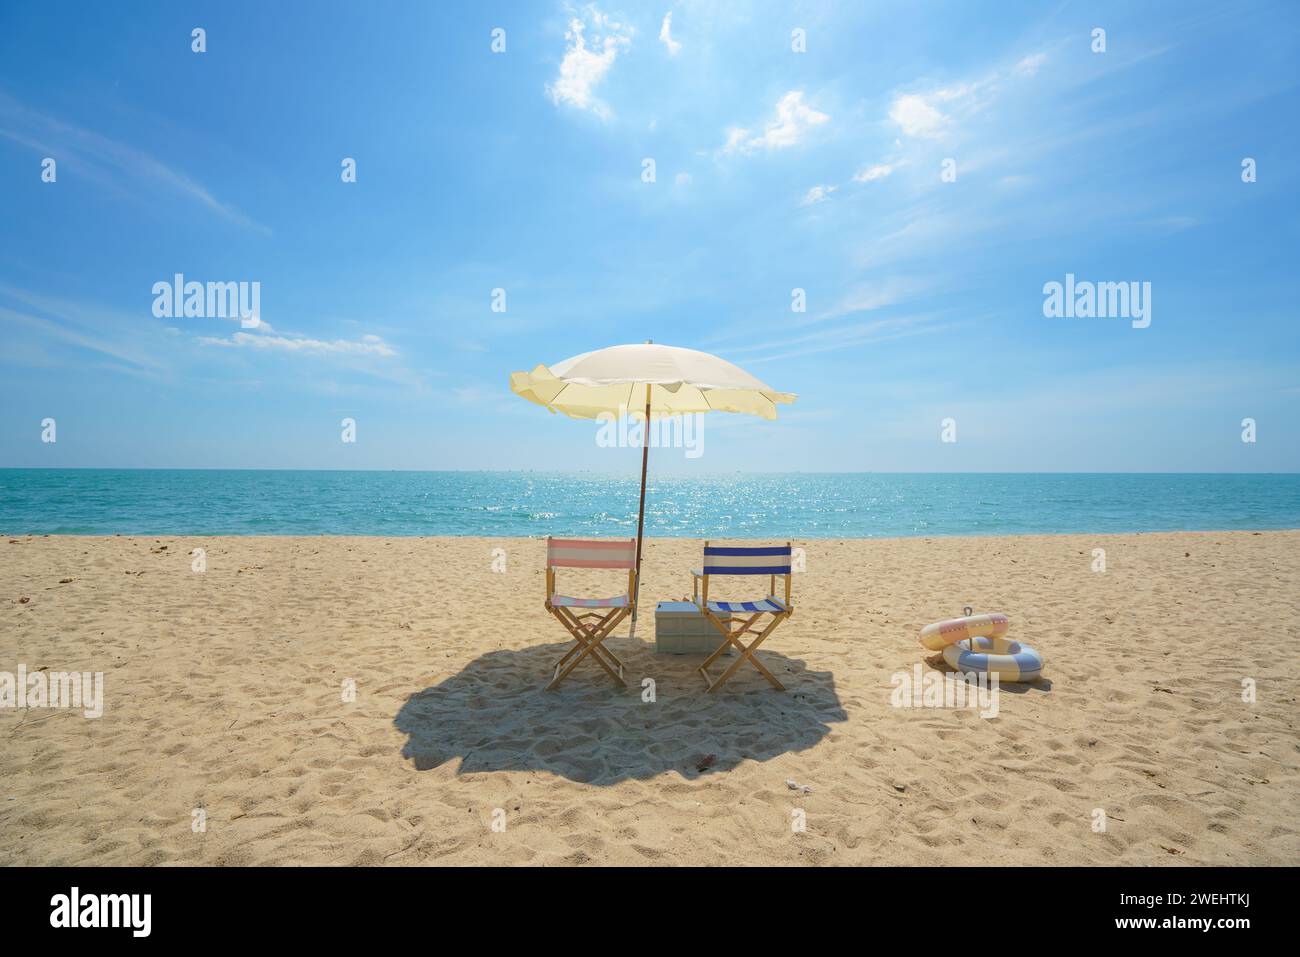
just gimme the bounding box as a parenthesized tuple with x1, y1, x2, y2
(703, 544, 793, 575)
(547, 538, 637, 569)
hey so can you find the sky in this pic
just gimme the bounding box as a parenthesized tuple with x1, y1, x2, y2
(1, 0, 1297, 473)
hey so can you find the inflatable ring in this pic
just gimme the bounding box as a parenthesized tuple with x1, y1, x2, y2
(919, 612, 1009, 651)
(942, 636, 1043, 682)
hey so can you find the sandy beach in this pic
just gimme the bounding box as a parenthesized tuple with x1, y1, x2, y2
(1, 530, 1297, 866)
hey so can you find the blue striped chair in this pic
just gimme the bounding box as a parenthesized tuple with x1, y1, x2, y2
(690, 542, 794, 692)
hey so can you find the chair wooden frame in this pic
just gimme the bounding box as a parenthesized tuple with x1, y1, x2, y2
(543, 537, 637, 691)
(691, 541, 794, 693)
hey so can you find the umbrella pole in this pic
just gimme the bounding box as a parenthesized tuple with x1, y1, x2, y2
(631, 383, 651, 628)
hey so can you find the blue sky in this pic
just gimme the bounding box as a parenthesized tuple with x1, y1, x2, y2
(1, 0, 1297, 472)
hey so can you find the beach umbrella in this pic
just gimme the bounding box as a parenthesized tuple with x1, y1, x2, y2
(509, 341, 797, 618)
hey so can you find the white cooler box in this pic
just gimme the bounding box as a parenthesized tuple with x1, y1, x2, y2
(654, 601, 732, 655)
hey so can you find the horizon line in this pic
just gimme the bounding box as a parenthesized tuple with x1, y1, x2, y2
(1, 467, 1297, 476)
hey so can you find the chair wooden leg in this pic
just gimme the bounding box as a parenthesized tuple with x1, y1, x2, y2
(553, 607, 626, 681)
(699, 612, 788, 692)
(696, 610, 756, 670)
(547, 606, 629, 690)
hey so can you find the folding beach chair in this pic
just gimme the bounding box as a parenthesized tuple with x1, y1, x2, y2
(691, 542, 794, 692)
(543, 537, 637, 691)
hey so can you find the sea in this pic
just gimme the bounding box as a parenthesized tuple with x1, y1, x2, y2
(0, 470, 1296, 539)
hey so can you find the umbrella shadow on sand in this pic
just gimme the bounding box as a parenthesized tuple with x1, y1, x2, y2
(394, 639, 846, 785)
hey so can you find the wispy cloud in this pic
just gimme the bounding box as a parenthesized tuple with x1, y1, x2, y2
(0, 285, 170, 377)
(888, 52, 1047, 140)
(720, 91, 830, 155)
(659, 11, 681, 56)
(814, 279, 927, 323)
(1015, 52, 1047, 76)
(546, 6, 632, 119)
(0, 93, 270, 234)
(197, 331, 397, 357)
(0, 305, 166, 374)
(853, 162, 895, 182)
(742, 315, 949, 364)
(800, 184, 836, 206)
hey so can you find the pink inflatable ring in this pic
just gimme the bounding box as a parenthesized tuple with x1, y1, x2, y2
(919, 612, 1010, 652)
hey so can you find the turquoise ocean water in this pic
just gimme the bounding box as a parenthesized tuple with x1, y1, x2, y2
(0, 470, 1296, 538)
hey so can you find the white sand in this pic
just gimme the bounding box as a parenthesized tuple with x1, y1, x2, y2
(2, 531, 1297, 865)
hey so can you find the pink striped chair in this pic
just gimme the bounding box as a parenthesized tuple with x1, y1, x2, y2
(543, 537, 637, 690)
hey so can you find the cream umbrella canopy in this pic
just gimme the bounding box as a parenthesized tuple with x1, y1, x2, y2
(510, 341, 796, 619)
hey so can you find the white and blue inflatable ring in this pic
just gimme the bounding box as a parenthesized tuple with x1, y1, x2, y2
(942, 635, 1043, 682)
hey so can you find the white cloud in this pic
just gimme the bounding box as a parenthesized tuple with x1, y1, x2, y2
(720, 91, 830, 154)
(853, 162, 894, 182)
(659, 11, 681, 56)
(546, 8, 632, 119)
(889, 93, 948, 138)
(800, 184, 835, 206)
(721, 127, 748, 153)
(198, 331, 397, 357)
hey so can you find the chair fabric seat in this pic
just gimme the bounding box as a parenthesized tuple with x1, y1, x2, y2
(551, 593, 630, 609)
(707, 596, 786, 614)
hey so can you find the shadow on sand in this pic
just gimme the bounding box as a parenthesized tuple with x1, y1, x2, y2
(394, 639, 846, 785)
